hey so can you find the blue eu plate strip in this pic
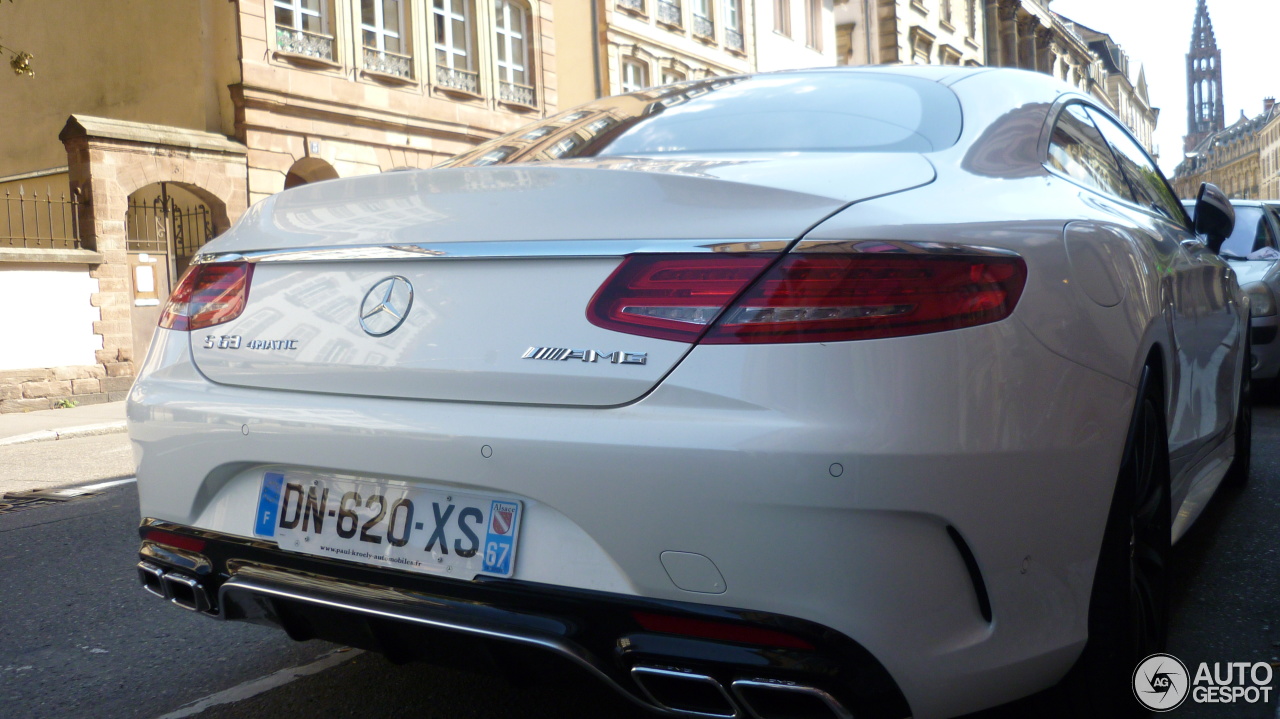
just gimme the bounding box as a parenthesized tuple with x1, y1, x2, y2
(482, 500, 520, 575)
(255, 472, 284, 537)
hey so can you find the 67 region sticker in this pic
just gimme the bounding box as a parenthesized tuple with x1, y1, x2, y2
(483, 501, 520, 575)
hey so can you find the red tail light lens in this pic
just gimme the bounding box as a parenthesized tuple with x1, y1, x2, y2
(704, 253, 1026, 344)
(159, 262, 254, 331)
(586, 252, 1026, 344)
(631, 611, 816, 650)
(586, 254, 775, 342)
(143, 529, 207, 553)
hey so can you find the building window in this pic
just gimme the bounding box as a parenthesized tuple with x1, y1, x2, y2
(724, 0, 744, 50)
(433, 0, 478, 93)
(692, 0, 714, 38)
(622, 58, 649, 92)
(495, 0, 535, 106)
(940, 0, 952, 25)
(805, 0, 821, 50)
(774, 0, 790, 37)
(908, 25, 935, 64)
(657, 0, 682, 27)
(662, 69, 686, 85)
(361, 0, 411, 77)
(966, 0, 976, 38)
(275, 0, 335, 60)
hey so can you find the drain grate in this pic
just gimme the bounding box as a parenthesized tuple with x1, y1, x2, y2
(0, 488, 101, 515)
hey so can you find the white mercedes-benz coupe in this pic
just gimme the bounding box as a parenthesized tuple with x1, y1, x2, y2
(129, 67, 1250, 719)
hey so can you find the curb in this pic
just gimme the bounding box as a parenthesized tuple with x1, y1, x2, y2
(0, 421, 128, 448)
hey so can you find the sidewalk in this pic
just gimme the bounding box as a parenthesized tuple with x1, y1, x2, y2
(0, 400, 127, 447)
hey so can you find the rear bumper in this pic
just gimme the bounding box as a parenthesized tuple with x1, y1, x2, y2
(129, 324, 1136, 718)
(137, 519, 908, 718)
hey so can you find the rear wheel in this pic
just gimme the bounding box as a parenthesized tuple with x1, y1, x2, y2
(1223, 335, 1252, 488)
(1057, 367, 1170, 715)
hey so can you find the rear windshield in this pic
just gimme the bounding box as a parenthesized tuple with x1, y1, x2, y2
(442, 72, 963, 167)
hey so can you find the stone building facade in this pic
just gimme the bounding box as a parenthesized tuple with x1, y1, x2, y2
(1260, 111, 1280, 201)
(830, 0, 1159, 155)
(982, 1, 1109, 108)
(1171, 1, 1277, 201)
(0, 0, 558, 413)
(833, 0, 986, 67)
(1174, 103, 1278, 200)
(1064, 20, 1159, 158)
(554, 0, 755, 111)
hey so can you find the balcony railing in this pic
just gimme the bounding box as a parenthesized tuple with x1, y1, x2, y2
(657, 0, 682, 26)
(617, 0, 644, 12)
(726, 26, 744, 51)
(693, 14, 714, 38)
(364, 47, 412, 78)
(1, 186, 81, 251)
(499, 81, 536, 106)
(275, 26, 335, 61)
(436, 64, 480, 94)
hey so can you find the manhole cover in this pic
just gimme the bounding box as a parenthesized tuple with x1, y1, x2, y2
(0, 489, 101, 515)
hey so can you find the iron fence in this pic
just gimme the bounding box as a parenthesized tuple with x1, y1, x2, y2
(126, 196, 213, 266)
(0, 186, 81, 250)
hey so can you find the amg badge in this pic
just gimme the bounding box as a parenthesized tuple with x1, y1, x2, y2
(522, 347, 647, 365)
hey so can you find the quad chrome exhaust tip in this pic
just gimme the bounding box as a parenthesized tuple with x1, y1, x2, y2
(136, 561, 212, 613)
(630, 666, 852, 719)
(631, 666, 739, 718)
(731, 679, 852, 719)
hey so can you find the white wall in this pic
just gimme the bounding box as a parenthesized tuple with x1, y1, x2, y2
(0, 265, 102, 370)
(753, 0, 837, 71)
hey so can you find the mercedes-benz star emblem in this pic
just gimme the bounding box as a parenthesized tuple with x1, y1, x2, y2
(359, 276, 414, 336)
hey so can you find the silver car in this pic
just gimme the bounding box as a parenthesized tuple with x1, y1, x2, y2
(1184, 198, 1280, 383)
(129, 67, 1249, 719)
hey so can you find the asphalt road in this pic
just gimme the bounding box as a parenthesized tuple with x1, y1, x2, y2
(3, 403, 1280, 718)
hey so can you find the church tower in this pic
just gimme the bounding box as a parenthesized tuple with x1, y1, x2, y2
(1185, 0, 1225, 153)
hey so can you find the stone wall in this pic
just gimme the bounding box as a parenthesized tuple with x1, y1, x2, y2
(0, 364, 133, 413)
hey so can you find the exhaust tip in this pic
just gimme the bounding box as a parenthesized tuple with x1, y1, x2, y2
(161, 572, 211, 613)
(731, 679, 851, 719)
(631, 666, 739, 718)
(137, 561, 167, 599)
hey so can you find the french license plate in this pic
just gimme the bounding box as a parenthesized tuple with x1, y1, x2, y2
(254, 471, 521, 579)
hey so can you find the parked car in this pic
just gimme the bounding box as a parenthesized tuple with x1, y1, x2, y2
(1183, 198, 1280, 383)
(128, 67, 1249, 719)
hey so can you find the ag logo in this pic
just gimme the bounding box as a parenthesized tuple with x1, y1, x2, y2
(1133, 653, 1190, 711)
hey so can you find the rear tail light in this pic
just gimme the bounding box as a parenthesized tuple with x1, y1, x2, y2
(159, 262, 254, 331)
(586, 254, 774, 342)
(587, 251, 1026, 344)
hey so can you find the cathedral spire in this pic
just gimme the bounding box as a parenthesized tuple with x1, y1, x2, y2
(1185, 0, 1225, 153)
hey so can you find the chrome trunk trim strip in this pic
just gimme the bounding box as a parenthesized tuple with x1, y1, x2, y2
(793, 239, 1020, 257)
(195, 239, 793, 265)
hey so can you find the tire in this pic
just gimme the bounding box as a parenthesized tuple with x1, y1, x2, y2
(1223, 335, 1252, 489)
(1056, 366, 1171, 716)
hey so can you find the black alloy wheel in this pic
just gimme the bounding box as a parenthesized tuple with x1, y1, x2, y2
(1057, 367, 1170, 716)
(1127, 388, 1171, 660)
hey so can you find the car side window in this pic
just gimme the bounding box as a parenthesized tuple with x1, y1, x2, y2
(1046, 104, 1132, 201)
(1257, 210, 1278, 251)
(1266, 207, 1280, 249)
(1085, 107, 1190, 227)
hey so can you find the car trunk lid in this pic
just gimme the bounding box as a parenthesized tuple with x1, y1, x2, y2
(188, 155, 935, 406)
